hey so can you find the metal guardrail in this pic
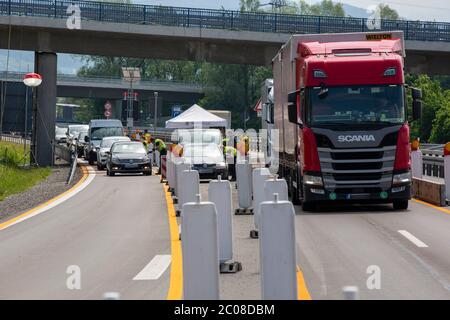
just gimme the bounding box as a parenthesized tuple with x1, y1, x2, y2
(421, 146, 445, 179)
(0, 0, 449, 42)
(0, 133, 29, 145)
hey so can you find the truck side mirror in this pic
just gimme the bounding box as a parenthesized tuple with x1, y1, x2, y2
(411, 87, 422, 121)
(287, 90, 303, 126)
(412, 100, 422, 121)
(412, 88, 422, 100)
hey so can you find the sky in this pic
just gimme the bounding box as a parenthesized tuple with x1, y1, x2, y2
(1, 0, 448, 74)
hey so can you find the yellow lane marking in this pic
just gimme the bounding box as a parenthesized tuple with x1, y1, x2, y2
(164, 185, 183, 300)
(0, 165, 89, 230)
(412, 198, 450, 215)
(296, 265, 312, 300)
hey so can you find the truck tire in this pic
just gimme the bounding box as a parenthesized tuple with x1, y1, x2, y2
(291, 167, 301, 205)
(393, 200, 408, 210)
(302, 201, 316, 212)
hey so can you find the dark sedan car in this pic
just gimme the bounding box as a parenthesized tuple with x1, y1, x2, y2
(106, 141, 152, 176)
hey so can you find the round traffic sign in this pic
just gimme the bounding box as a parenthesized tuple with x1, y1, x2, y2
(104, 110, 112, 118)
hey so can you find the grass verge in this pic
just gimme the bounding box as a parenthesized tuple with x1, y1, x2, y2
(0, 141, 51, 201)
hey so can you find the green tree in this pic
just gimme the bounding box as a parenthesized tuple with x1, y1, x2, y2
(298, 0, 345, 17)
(239, 0, 261, 12)
(429, 91, 450, 143)
(377, 4, 400, 20)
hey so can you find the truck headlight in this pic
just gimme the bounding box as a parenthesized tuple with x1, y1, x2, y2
(304, 174, 323, 187)
(392, 172, 411, 185)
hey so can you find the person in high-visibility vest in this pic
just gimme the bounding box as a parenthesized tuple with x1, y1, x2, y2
(155, 139, 167, 155)
(144, 129, 151, 144)
(224, 145, 237, 181)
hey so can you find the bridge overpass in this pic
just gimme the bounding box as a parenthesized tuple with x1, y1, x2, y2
(1, 0, 449, 166)
(0, 0, 449, 73)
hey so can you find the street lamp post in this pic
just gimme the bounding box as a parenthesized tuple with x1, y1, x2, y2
(154, 91, 158, 130)
(121, 67, 141, 130)
(23, 72, 42, 166)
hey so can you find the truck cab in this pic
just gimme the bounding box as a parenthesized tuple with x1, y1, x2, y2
(272, 31, 422, 211)
(84, 119, 124, 165)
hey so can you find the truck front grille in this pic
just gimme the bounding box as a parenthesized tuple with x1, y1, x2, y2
(318, 146, 396, 190)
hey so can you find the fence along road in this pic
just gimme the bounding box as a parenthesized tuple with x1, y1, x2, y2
(2, 0, 450, 42)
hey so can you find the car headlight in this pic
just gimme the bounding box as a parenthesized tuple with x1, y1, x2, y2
(142, 155, 150, 162)
(304, 174, 323, 187)
(392, 172, 411, 185)
(112, 156, 119, 162)
(216, 162, 226, 168)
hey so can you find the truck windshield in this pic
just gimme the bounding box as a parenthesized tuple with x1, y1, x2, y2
(307, 85, 405, 127)
(91, 127, 123, 140)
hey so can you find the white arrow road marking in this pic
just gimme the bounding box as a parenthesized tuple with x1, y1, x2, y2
(133, 255, 172, 280)
(398, 230, 429, 248)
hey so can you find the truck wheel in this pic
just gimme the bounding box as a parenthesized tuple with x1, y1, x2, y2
(302, 201, 316, 212)
(291, 168, 301, 205)
(393, 200, 408, 210)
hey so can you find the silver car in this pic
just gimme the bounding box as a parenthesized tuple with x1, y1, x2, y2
(96, 136, 131, 170)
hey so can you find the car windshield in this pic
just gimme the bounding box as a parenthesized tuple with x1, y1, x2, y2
(55, 127, 66, 135)
(91, 127, 123, 140)
(101, 138, 128, 148)
(112, 143, 146, 154)
(183, 143, 223, 161)
(69, 125, 88, 136)
(307, 85, 405, 127)
(178, 129, 222, 145)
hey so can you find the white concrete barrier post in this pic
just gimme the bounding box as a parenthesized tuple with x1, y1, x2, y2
(264, 176, 289, 202)
(444, 143, 450, 202)
(250, 168, 271, 238)
(208, 176, 233, 263)
(411, 149, 423, 179)
(182, 194, 220, 300)
(166, 152, 174, 189)
(174, 160, 191, 197)
(259, 194, 297, 300)
(235, 160, 253, 214)
(178, 168, 199, 216)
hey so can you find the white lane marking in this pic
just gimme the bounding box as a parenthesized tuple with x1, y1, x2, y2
(0, 165, 95, 231)
(133, 255, 172, 280)
(398, 230, 429, 248)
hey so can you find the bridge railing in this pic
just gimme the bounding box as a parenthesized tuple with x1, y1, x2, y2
(421, 144, 445, 179)
(0, 0, 449, 42)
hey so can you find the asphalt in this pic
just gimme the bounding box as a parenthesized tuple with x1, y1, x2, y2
(0, 165, 170, 300)
(0, 162, 449, 300)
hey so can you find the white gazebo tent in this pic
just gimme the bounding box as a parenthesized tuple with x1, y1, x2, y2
(165, 104, 227, 129)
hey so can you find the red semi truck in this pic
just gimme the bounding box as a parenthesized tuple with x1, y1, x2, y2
(271, 31, 422, 211)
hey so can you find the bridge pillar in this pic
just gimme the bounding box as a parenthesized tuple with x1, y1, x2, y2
(32, 52, 57, 167)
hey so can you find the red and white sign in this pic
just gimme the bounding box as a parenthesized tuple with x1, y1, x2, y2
(23, 72, 42, 87)
(104, 110, 112, 118)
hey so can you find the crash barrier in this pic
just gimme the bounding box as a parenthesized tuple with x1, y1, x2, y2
(174, 160, 191, 198)
(259, 194, 297, 300)
(251, 168, 272, 237)
(177, 168, 199, 216)
(54, 143, 72, 163)
(0, 133, 29, 145)
(264, 176, 289, 202)
(412, 178, 446, 206)
(421, 145, 444, 179)
(160, 155, 167, 183)
(208, 176, 241, 273)
(182, 195, 220, 300)
(66, 145, 78, 185)
(166, 152, 176, 191)
(235, 160, 253, 214)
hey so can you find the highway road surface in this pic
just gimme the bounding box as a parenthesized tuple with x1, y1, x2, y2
(0, 166, 171, 299)
(295, 200, 450, 299)
(0, 164, 449, 300)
